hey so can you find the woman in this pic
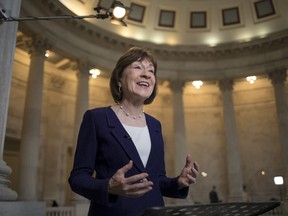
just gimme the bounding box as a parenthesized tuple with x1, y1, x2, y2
(69, 47, 199, 216)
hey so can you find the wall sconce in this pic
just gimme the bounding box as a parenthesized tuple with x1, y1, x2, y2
(0, 0, 129, 26)
(246, 76, 257, 84)
(89, 68, 100, 79)
(192, 80, 203, 89)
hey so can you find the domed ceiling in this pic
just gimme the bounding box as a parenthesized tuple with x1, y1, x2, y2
(17, 0, 288, 80)
(58, 0, 287, 46)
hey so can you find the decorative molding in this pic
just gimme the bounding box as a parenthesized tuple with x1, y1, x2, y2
(50, 75, 65, 90)
(18, 0, 288, 60)
(26, 35, 51, 56)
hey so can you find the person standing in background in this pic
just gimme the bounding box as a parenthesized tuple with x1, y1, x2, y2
(209, 185, 220, 203)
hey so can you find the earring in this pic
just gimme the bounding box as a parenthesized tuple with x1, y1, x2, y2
(118, 86, 122, 93)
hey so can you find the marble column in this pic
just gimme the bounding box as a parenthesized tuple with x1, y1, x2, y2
(219, 78, 244, 202)
(268, 69, 288, 203)
(0, 0, 21, 201)
(169, 80, 188, 175)
(18, 36, 51, 200)
(73, 60, 90, 141)
(70, 60, 90, 205)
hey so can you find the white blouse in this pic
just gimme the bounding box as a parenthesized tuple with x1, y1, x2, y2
(122, 124, 151, 167)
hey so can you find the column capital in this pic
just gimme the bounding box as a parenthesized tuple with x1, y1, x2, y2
(169, 79, 186, 93)
(27, 35, 51, 56)
(218, 78, 234, 91)
(73, 59, 93, 77)
(268, 68, 287, 85)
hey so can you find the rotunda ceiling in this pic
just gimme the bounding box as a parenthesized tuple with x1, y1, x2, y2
(15, 0, 288, 80)
(57, 0, 288, 46)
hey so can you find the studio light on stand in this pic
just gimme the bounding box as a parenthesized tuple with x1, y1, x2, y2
(274, 176, 284, 201)
(0, 0, 129, 26)
(95, 0, 129, 27)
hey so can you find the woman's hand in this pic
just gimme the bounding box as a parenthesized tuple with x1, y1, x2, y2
(108, 161, 153, 197)
(178, 154, 199, 188)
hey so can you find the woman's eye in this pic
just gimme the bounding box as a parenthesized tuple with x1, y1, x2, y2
(132, 65, 141, 69)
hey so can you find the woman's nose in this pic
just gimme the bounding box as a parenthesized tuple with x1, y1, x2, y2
(141, 68, 151, 78)
(141, 71, 151, 79)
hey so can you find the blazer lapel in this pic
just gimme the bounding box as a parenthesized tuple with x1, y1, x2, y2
(145, 115, 162, 170)
(106, 108, 145, 173)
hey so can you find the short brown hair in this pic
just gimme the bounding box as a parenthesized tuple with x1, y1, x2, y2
(109, 47, 158, 104)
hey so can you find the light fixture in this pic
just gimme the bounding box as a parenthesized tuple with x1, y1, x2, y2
(110, 2, 128, 26)
(45, 50, 50, 58)
(246, 76, 257, 84)
(95, 0, 129, 27)
(0, 0, 129, 26)
(192, 80, 203, 89)
(274, 176, 284, 185)
(274, 176, 284, 201)
(201, 171, 208, 177)
(261, 170, 266, 175)
(112, 2, 127, 19)
(89, 68, 100, 79)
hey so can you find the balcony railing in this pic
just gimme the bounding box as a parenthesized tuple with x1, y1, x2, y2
(46, 207, 75, 216)
(45, 203, 285, 216)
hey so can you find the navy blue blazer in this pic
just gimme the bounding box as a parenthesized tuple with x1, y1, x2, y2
(69, 107, 188, 216)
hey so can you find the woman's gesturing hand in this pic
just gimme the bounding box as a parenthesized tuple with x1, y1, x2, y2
(178, 154, 199, 188)
(108, 161, 153, 197)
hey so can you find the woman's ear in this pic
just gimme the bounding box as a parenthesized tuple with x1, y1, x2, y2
(118, 82, 122, 93)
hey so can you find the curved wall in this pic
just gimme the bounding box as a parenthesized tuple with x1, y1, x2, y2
(4, 47, 286, 204)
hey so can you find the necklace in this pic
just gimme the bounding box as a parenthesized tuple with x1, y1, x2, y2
(118, 104, 143, 120)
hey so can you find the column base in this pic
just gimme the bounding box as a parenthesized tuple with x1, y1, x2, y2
(0, 201, 45, 216)
(0, 160, 17, 200)
(0, 187, 17, 200)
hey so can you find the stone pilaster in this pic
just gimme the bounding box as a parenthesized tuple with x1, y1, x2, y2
(169, 80, 187, 175)
(269, 69, 288, 206)
(73, 60, 91, 135)
(18, 35, 51, 200)
(70, 60, 91, 203)
(0, 0, 21, 201)
(219, 78, 244, 202)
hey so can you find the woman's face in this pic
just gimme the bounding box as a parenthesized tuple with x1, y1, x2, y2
(120, 58, 156, 103)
